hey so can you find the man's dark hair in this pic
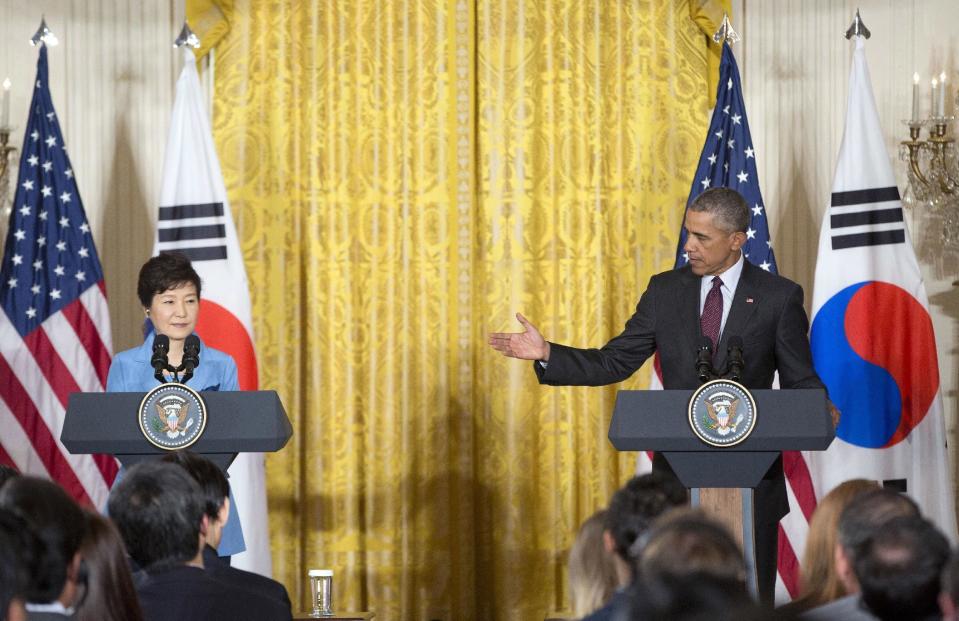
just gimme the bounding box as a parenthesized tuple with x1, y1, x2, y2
(638, 510, 746, 587)
(0, 464, 19, 489)
(136, 252, 202, 308)
(624, 571, 760, 621)
(0, 508, 38, 616)
(854, 515, 949, 621)
(603, 472, 687, 563)
(0, 476, 86, 603)
(837, 487, 919, 559)
(688, 187, 750, 233)
(160, 451, 229, 521)
(108, 461, 205, 571)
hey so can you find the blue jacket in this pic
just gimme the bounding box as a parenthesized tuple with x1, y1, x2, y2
(106, 335, 246, 557)
(106, 336, 239, 393)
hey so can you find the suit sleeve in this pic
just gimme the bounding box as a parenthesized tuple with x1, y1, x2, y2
(534, 277, 658, 386)
(775, 283, 826, 391)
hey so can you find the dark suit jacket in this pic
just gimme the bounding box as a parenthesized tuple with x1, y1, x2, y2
(25, 612, 74, 621)
(535, 260, 826, 519)
(135, 565, 291, 621)
(202, 545, 291, 609)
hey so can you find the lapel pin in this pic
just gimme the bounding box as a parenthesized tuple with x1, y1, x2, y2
(746, 297, 754, 303)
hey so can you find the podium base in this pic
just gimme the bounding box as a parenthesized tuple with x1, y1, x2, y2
(691, 487, 759, 599)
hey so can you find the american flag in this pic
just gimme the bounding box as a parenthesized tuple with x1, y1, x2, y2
(675, 43, 777, 272)
(673, 42, 815, 598)
(0, 45, 117, 507)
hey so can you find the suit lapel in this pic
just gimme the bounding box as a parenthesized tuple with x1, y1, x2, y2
(716, 260, 761, 368)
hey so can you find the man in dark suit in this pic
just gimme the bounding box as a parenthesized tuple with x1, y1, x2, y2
(109, 461, 291, 621)
(160, 451, 290, 608)
(489, 187, 836, 603)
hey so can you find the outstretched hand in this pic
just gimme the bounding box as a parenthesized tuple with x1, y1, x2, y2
(488, 313, 551, 361)
(827, 400, 841, 429)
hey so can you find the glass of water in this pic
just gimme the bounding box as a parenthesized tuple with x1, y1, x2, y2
(308, 568, 333, 617)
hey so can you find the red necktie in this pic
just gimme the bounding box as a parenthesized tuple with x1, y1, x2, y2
(701, 276, 723, 351)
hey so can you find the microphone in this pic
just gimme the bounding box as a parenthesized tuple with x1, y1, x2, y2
(179, 335, 201, 384)
(151, 334, 170, 383)
(696, 336, 715, 383)
(726, 335, 744, 382)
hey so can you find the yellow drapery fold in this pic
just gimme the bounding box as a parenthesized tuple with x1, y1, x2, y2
(190, 1, 715, 618)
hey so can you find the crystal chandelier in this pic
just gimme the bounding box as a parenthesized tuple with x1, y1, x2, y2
(899, 73, 959, 246)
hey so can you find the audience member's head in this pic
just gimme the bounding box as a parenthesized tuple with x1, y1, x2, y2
(108, 461, 206, 571)
(568, 510, 618, 618)
(0, 508, 34, 621)
(602, 472, 686, 585)
(626, 509, 757, 620)
(940, 548, 959, 621)
(160, 451, 230, 549)
(74, 512, 144, 621)
(854, 515, 949, 621)
(0, 465, 19, 490)
(0, 476, 87, 608)
(835, 487, 919, 594)
(796, 478, 878, 609)
(638, 508, 746, 588)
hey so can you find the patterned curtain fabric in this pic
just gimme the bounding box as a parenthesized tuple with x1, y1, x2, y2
(189, 1, 724, 618)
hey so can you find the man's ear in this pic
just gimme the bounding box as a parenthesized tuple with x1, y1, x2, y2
(730, 230, 747, 250)
(66, 552, 82, 581)
(200, 513, 210, 538)
(602, 529, 617, 554)
(835, 543, 858, 593)
(939, 591, 957, 620)
(218, 497, 230, 527)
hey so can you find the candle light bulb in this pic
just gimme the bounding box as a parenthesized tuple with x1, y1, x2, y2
(0, 77, 9, 128)
(933, 78, 939, 88)
(914, 72, 920, 84)
(941, 71, 947, 82)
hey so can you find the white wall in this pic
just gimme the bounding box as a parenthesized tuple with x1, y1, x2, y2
(734, 0, 959, 504)
(0, 0, 182, 353)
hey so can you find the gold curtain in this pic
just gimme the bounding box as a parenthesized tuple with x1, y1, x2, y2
(191, 1, 725, 618)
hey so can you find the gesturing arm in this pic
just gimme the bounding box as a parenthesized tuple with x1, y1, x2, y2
(487, 277, 659, 387)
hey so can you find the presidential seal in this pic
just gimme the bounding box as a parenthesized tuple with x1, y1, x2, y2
(138, 383, 207, 450)
(687, 379, 757, 447)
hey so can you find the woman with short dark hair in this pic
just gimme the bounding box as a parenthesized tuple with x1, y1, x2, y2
(107, 252, 236, 391)
(105, 252, 245, 558)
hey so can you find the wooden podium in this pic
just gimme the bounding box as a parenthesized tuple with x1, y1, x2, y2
(608, 387, 834, 592)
